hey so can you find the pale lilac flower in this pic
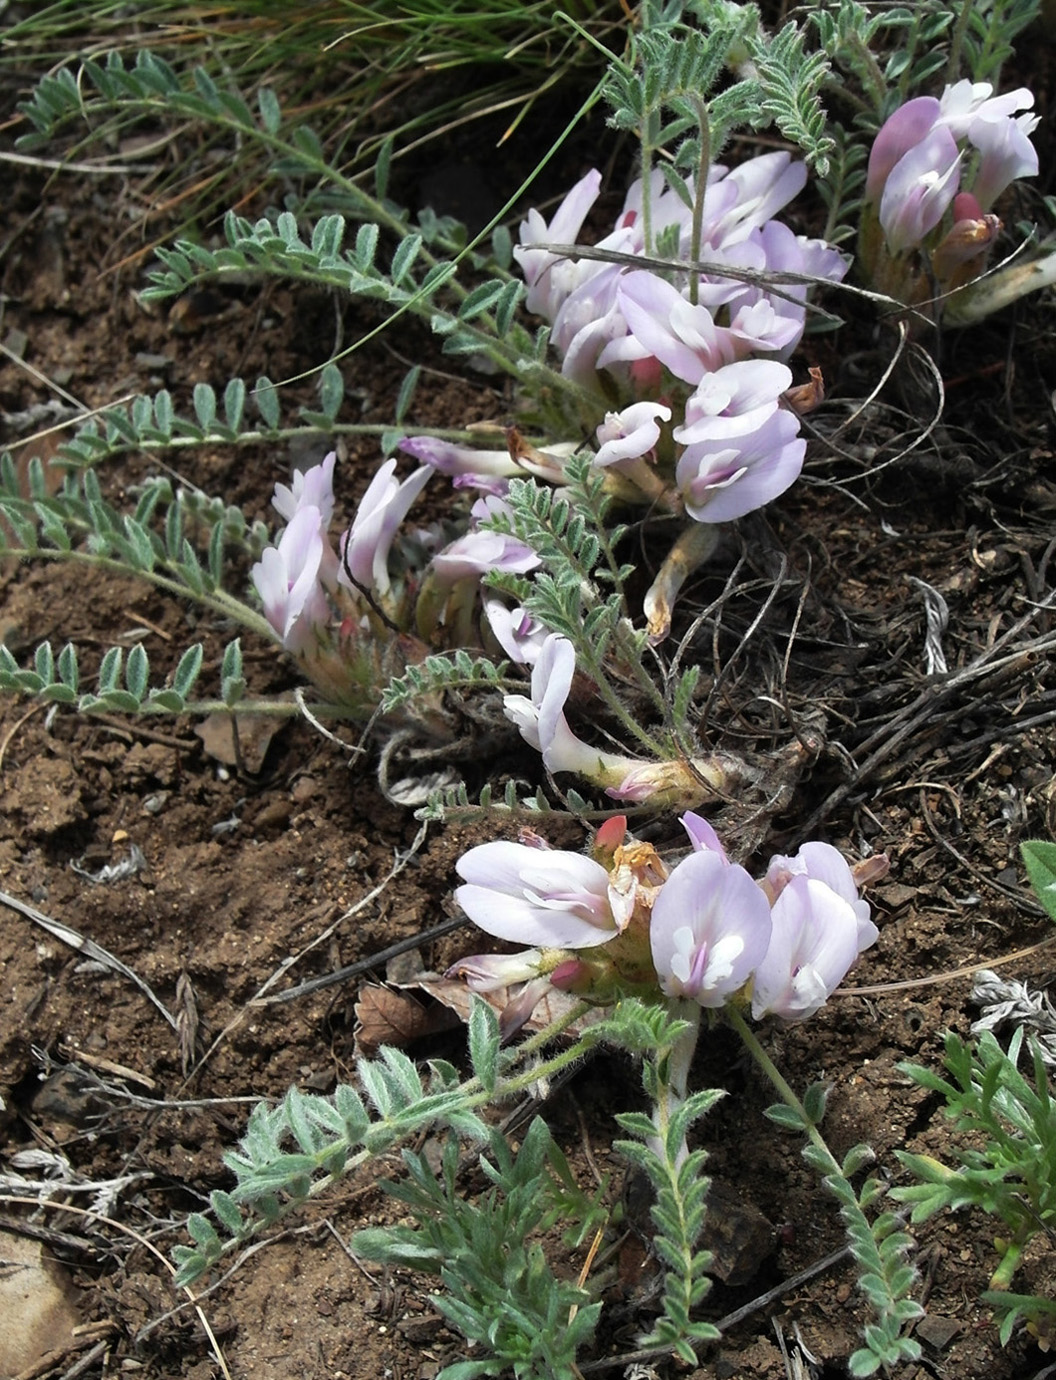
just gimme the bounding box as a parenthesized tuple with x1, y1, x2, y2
(251, 505, 331, 653)
(938, 80, 1036, 140)
(514, 155, 842, 387)
(697, 153, 809, 252)
(501, 636, 699, 801)
(969, 108, 1040, 210)
(763, 842, 877, 943)
(675, 407, 805, 524)
(866, 97, 943, 201)
(868, 82, 1039, 253)
(674, 359, 792, 446)
(550, 257, 633, 385)
(399, 436, 521, 480)
(515, 169, 604, 320)
(272, 451, 337, 526)
(650, 849, 772, 1006)
(751, 851, 878, 1023)
(594, 401, 672, 468)
(483, 599, 548, 665)
(399, 434, 574, 488)
(455, 839, 621, 947)
(879, 125, 962, 255)
(431, 495, 539, 584)
(729, 221, 849, 356)
(446, 950, 557, 1039)
(726, 297, 804, 358)
(337, 460, 431, 597)
(448, 949, 547, 992)
(503, 635, 632, 781)
(600, 272, 738, 384)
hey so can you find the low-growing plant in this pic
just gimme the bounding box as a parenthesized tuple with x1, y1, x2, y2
(891, 840, 1056, 1335)
(4, 0, 1055, 1371)
(171, 812, 916, 1376)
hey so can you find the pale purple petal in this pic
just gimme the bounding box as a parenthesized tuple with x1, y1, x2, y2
(272, 452, 337, 525)
(746, 222, 848, 356)
(866, 96, 941, 200)
(751, 876, 869, 1022)
(727, 298, 804, 357)
(674, 359, 791, 447)
(251, 505, 329, 652)
(447, 949, 545, 991)
(938, 81, 1034, 138)
(594, 401, 672, 467)
(515, 169, 603, 319)
(680, 812, 727, 858)
(968, 110, 1039, 209)
(502, 691, 543, 752)
(606, 272, 735, 384)
(398, 436, 520, 479)
(431, 530, 539, 583)
(532, 634, 577, 757)
(879, 126, 962, 254)
(650, 850, 771, 1006)
(483, 600, 548, 665)
(700, 153, 807, 248)
(764, 842, 878, 944)
(676, 410, 805, 523)
(338, 461, 432, 596)
(455, 840, 618, 947)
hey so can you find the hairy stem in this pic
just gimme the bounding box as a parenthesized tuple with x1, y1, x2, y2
(688, 98, 711, 308)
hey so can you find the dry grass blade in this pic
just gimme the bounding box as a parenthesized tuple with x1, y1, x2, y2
(794, 593, 1056, 840)
(0, 889, 177, 1030)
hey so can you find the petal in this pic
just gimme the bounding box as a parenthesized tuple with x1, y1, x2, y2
(866, 96, 941, 200)
(455, 884, 612, 946)
(651, 850, 771, 1005)
(399, 436, 520, 478)
(532, 635, 577, 751)
(879, 127, 962, 253)
(751, 877, 862, 1021)
(680, 812, 728, 858)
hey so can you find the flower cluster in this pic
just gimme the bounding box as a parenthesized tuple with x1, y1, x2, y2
(252, 451, 425, 649)
(403, 155, 846, 534)
(863, 80, 1039, 299)
(450, 813, 881, 1034)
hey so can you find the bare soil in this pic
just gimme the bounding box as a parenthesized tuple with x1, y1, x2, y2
(2, 44, 1056, 1380)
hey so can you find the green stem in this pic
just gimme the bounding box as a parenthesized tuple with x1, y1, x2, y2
(726, 1005, 837, 1172)
(187, 1000, 597, 1285)
(651, 1001, 701, 1169)
(306, 1002, 595, 1208)
(849, 33, 890, 116)
(578, 642, 670, 758)
(688, 99, 711, 308)
(944, 0, 974, 84)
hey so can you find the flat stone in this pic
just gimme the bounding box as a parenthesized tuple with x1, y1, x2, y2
(916, 1314, 961, 1350)
(0, 1229, 81, 1375)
